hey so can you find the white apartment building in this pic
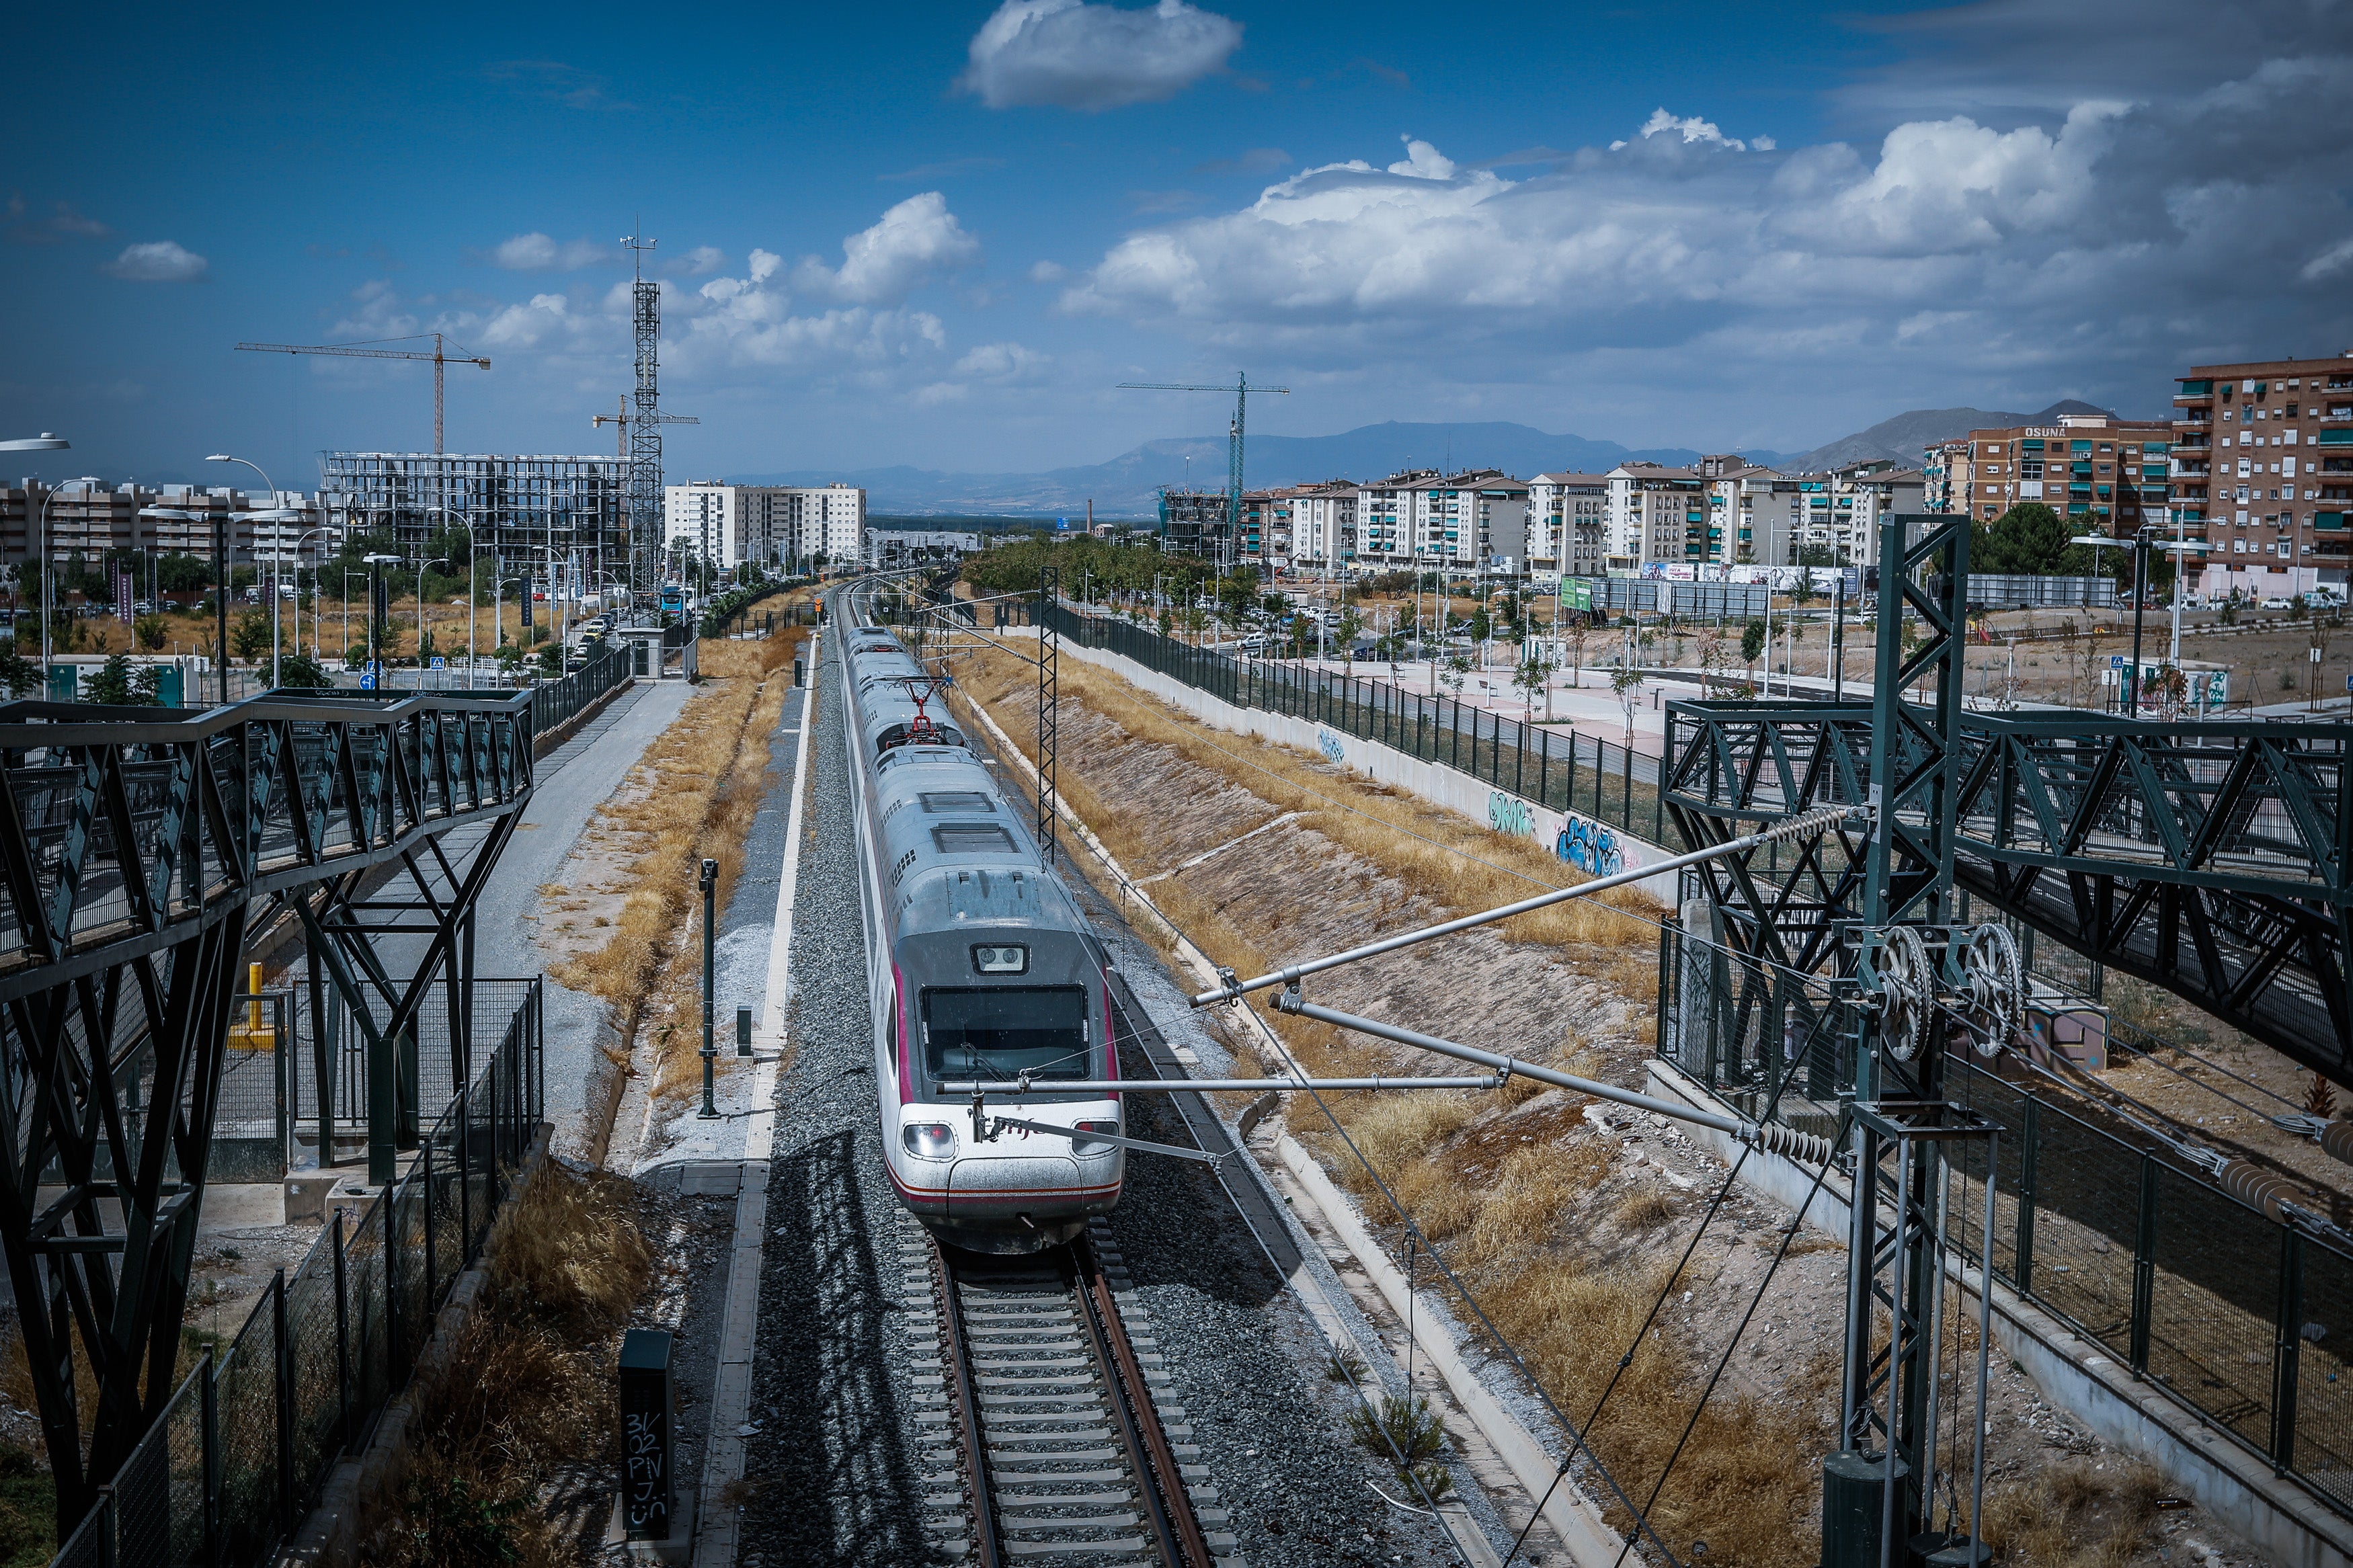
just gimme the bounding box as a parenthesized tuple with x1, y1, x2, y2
(1352, 470, 1529, 574)
(1792, 464, 1927, 568)
(1700, 458, 1800, 569)
(1287, 481, 1358, 575)
(664, 481, 867, 572)
(1604, 464, 1706, 573)
(1527, 474, 1608, 581)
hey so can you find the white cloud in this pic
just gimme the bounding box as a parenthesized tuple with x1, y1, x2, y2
(678, 245, 727, 276)
(2301, 235, 2353, 281)
(490, 232, 611, 271)
(959, 0, 1242, 112)
(104, 241, 206, 281)
(666, 246, 950, 376)
(1061, 51, 2353, 405)
(955, 341, 1049, 378)
(1029, 259, 1070, 283)
(477, 292, 575, 349)
(793, 193, 980, 305)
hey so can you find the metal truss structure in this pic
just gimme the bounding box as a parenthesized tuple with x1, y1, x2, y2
(318, 450, 628, 565)
(1664, 512, 2353, 1563)
(1663, 694, 2351, 1083)
(1035, 565, 1060, 866)
(0, 689, 531, 1523)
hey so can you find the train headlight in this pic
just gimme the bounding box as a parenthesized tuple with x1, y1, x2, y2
(902, 1122, 957, 1159)
(1072, 1119, 1119, 1155)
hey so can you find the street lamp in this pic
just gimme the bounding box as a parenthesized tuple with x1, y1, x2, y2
(413, 556, 450, 688)
(43, 477, 105, 684)
(1, 434, 69, 453)
(207, 456, 290, 686)
(362, 552, 403, 676)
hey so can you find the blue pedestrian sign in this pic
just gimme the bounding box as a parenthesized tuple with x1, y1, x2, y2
(364, 659, 381, 676)
(430, 657, 446, 669)
(2108, 655, 2125, 668)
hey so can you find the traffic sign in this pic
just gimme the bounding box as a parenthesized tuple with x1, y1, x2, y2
(364, 659, 381, 675)
(431, 657, 446, 669)
(358, 673, 377, 690)
(2109, 655, 2125, 667)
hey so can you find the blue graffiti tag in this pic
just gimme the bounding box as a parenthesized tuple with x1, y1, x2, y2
(1487, 792, 1535, 838)
(1317, 729, 1345, 764)
(1555, 815, 1625, 878)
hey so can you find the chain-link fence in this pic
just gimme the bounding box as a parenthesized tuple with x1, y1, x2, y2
(46, 982, 545, 1568)
(1657, 917, 2353, 1521)
(1038, 600, 1675, 850)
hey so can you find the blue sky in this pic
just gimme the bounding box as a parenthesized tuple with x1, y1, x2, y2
(5, 0, 2350, 488)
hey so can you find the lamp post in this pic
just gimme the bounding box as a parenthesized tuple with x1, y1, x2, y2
(413, 556, 450, 687)
(2079, 529, 2158, 713)
(698, 858, 719, 1120)
(206, 456, 284, 686)
(362, 552, 403, 676)
(42, 475, 104, 687)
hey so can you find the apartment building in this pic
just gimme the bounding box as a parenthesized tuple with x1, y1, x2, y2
(1962, 415, 2169, 540)
(1287, 480, 1358, 576)
(0, 481, 326, 565)
(1794, 463, 1927, 568)
(1922, 438, 1974, 513)
(2172, 352, 2353, 596)
(1351, 470, 1529, 575)
(1527, 474, 1608, 581)
(1697, 457, 1804, 569)
(1603, 464, 1706, 573)
(1238, 488, 1294, 569)
(664, 481, 866, 571)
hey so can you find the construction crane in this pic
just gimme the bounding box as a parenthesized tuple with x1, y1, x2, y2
(1117, 372, 1287, 567)
(590, 395, 698, 458)
(234, 333, 490, 454)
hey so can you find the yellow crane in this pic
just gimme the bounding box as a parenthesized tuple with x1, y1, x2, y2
(234, 332, 490, 453)
(589, 395, 699, 457)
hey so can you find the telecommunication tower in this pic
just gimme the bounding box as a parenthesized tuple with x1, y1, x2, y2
(623, 233, 665, 605)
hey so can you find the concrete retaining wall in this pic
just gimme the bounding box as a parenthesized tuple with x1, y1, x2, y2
(1049, 636, 1685, 907)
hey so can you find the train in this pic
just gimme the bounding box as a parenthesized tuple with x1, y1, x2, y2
(836, 587, 1126, 1252)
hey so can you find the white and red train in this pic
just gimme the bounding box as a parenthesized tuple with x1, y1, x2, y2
(836, 593, 1125, 1252)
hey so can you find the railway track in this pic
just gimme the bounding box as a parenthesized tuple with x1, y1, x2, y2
(902, 1212, 1238, 1565)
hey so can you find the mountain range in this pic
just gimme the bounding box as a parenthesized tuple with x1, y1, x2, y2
(732, 401, 2118, 519)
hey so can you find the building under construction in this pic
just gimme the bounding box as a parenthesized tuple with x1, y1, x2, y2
(319, 452, 627, 568)
(1156, 488, 1233, 565)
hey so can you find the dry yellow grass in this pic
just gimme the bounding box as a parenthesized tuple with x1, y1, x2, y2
(556, 631, 805, 1105)
(356, 1158, 655, 1568)
(1979, 1460, 2165, 1568)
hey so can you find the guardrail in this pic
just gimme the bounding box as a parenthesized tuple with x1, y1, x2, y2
(530, 643, 634, 736)
(46, 984, 546, 1568)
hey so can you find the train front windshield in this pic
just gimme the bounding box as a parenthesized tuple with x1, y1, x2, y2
(923, 987, 1089, 1081)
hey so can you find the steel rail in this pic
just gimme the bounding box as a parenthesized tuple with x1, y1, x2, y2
(927, 1233, 1004, 1568)
(1068, 1235, 1214, 1568)
(1189, 803, 1855, 1007)
(1277, 993, 1840, 1164)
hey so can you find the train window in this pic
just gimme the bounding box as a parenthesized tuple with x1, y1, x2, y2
(922, 986, 1088, 1081)
(933, 824, 1016, 854)
(922, 791, 994, 814)
(971, 944, 1028, 975)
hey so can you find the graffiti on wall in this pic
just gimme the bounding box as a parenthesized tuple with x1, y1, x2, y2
(1487, 791, 1536, 839)
(1317, 729, 1346, 764)
(1556, 814, 1627, 878)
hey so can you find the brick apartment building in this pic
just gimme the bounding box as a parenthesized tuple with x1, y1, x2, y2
(1961, 413, 2170, 542)
(2171, 352, 2353, 597)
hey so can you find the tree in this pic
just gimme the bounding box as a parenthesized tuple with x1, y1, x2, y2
(1741, 617, 1767, 684)
(232, 610, 272, 666)
(274, 651, 333, 689)
(1439, 653, 1470, 698)
(0, 644, 39, 698)
(134, 615, 167, 651)
(1611, 666, 1643, 745)
(1512, 649, 1558, 720)
(1974, 503, 2093, 577)
(83, 653, 161, 706)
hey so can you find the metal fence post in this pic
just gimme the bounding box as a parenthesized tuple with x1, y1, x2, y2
(2272, 1228, 2305, 1471)
(2129, 1153, 2158, 1375)
(96, 1487, 116, 1568)
(2016, 1095, 2039, 1292)
(202, 1349, 220, 1568)
(332, 1210, 350, 1452)
(422, 1140, 438, 1312)
(274, 1268, 294, 1531)
(385, 1170, 403, 1388)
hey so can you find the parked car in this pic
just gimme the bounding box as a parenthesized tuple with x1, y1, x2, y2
(2261, 595, 2292, 609)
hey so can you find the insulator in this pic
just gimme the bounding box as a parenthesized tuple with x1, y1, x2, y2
(1747, 1121, 1835, 1167)
(2215, 1158, 2302, 1223)
(2321, 1119, 2353, 1169)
